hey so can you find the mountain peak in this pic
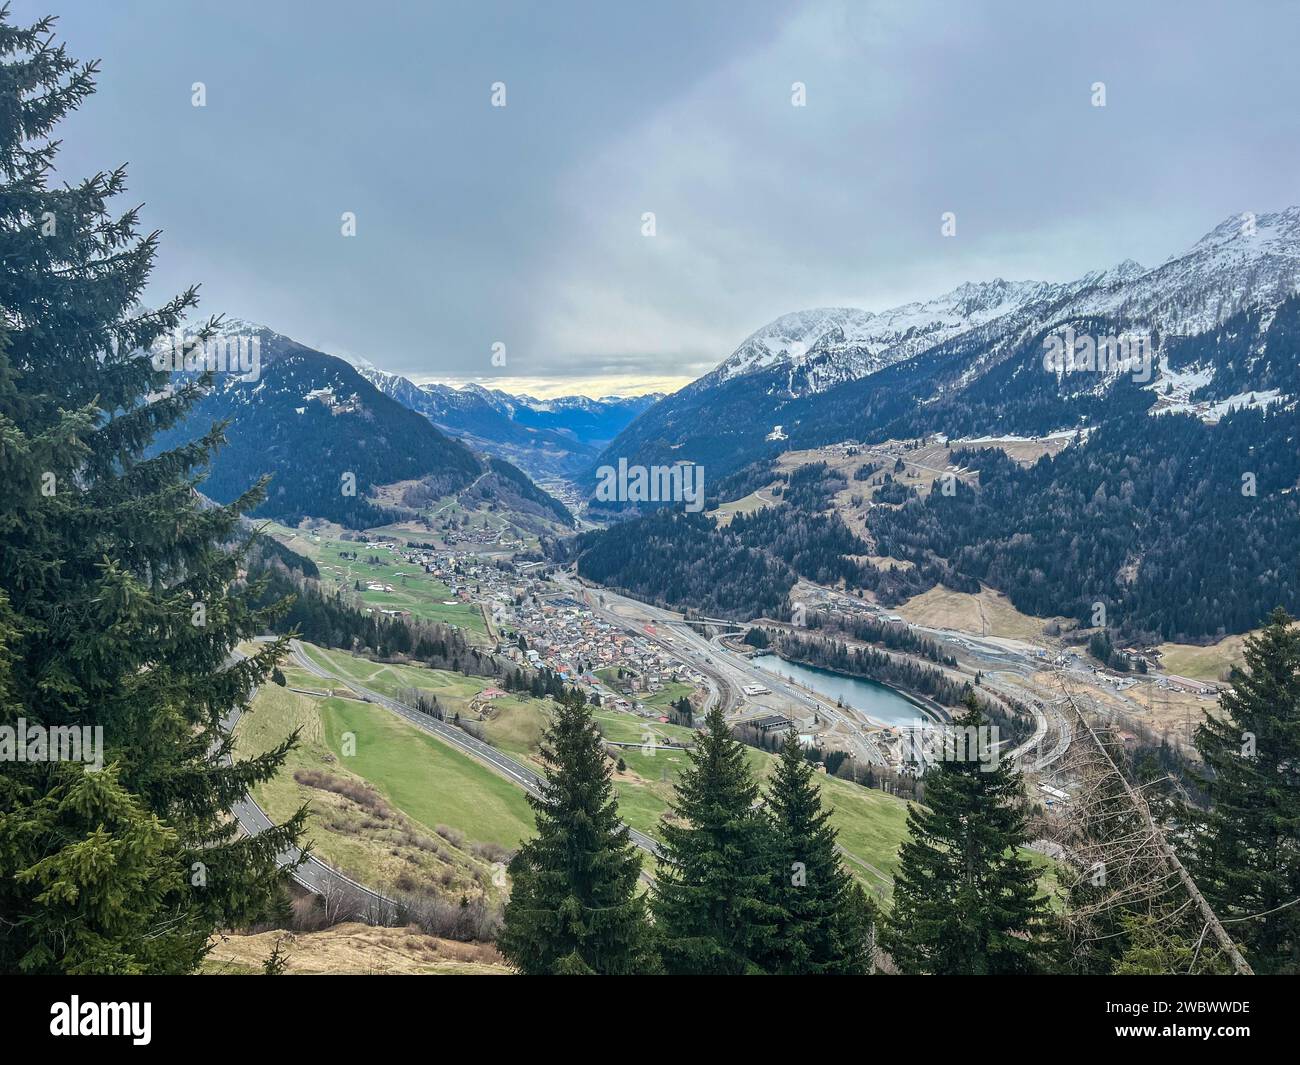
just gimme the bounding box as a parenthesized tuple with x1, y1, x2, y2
(1081, 258, 1147, 287)
(1189, 205, 1300, 256)
(709, 280, 1051, 395)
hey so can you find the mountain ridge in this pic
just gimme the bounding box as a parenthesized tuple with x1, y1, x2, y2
(588, 205, 1300, 491)
(360, 367, 660, 480)
(151, 325, 573, 530)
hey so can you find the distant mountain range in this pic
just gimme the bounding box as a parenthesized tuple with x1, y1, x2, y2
(565, 205, 1300, 641)
(151, 202, 1300, 640)
(151, 323, 573, 530)
(360, 369, 660, 481)
(591, 205, 1300, 492)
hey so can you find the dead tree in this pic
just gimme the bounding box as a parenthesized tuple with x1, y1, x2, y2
(1038, 674, 1252, 975)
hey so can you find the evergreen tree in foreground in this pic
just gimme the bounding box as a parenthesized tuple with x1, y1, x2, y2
(1184, 607, 1300, 974)
(651, 704, 782, 974)
(766, 726, 874, 973)
(880, 696, 1049, 974)
(497, 690, 654, 974)
(0, 10, 302, 973)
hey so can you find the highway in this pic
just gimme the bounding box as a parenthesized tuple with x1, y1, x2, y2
(562, 569, 1085, 774)
(557, 572, 891, 765)
(223, 634, 671, 927)
(793, 581, 1074, 773)
(225, 584, 1068, 932)
(228, 573, 1070, 923)
(288, 641, 662, 858)
(223, 639, 664, 923)
(221, 649, 400, 924)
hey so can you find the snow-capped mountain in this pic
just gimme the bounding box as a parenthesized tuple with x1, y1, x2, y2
(708, 279, 1062, 396)
(590, 205, 1300, 488)
(1050, 206, 1300, 338)
(364, 373, 662, 438)
(691, 206, 1300, 402)
(360, 368, 661, 480)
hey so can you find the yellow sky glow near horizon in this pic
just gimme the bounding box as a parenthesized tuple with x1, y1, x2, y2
(413, 374, 692, 400)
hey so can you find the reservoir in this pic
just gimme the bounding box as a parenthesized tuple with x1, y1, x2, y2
(750, 654, 935, 729)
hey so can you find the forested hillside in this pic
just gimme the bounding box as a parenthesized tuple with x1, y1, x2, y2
(564, 463, 933, 618)
(152, 333, 482, 527)
(870, 403, 1300, 641)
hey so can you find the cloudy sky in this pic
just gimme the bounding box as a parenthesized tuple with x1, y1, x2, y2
(27, 0, 1300, 396)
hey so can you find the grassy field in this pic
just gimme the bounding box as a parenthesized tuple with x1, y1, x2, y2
(819, 775, 912, 893)
(595, 668, 694, 713)
(203, 923, 509, 975)
(477, 697, 552, 760)
(640, 681, 695, 711)
(278, 642, 1051, 904)
(708, 489, 773, 527)
(593, 709, 697, 745)
(896, 583, 1062, 642)
(1156, 632, 1254, 682)
(301, 641, 560, 760)
(302, 643, 488, 701)
(234, 680, 532, 897)
(264, 523, 487, 634)
(320, 697, 534, 849)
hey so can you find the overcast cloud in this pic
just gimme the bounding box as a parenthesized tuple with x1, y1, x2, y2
(26, 0, 1300, 395)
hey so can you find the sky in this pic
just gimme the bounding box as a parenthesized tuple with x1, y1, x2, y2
(22, 0, 1300, 397)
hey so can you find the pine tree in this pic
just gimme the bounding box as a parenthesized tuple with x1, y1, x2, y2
(651, 704, 782, 974)
(497, 690, 654, 974)
(1113, 913, 1232, 976)
(880, 697, 1049, 974)
(1183, 607, 1300, 974)
(766, 727, 874, 973)
(0, 10, 302, 974)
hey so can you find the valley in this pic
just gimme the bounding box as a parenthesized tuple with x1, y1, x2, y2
(220, 208, 1300, 979)
(267, 524, 491, 633)
(10, 0, 1299, 995)
(245, 489, 1085, 917)
(238, 632, 924, 902)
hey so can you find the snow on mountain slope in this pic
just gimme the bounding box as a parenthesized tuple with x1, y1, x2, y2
(1051, 207, 1300, 337)
(358, 368, 661, 480)
(359, 369, 660, 427)
(698, 207, 1300, 403)
(706, 277, 1102, 397)
(590, 204, 1300, 488)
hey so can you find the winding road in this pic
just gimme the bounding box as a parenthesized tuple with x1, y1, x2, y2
(225, 640, 664, 925)
(223, 649, 400, 923)
(287, 641, 662, 857)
